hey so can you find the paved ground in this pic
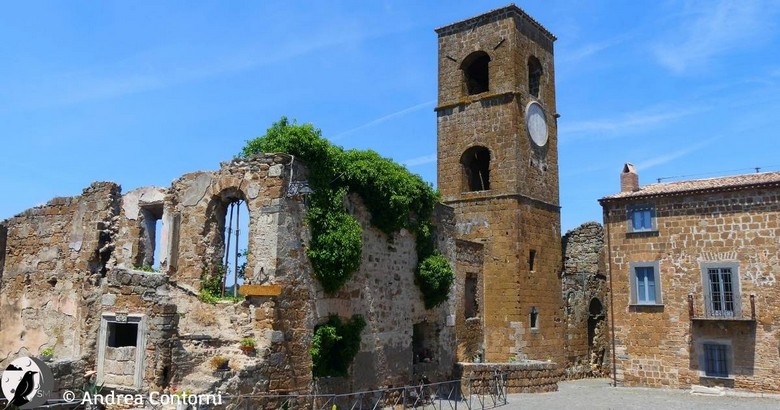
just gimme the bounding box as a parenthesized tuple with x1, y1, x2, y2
(503, 378, 780, 409)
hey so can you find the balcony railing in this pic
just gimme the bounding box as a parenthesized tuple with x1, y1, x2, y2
(688, 293, 756, 321)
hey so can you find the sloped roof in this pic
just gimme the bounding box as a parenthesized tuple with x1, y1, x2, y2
(600, 171, 780, 202)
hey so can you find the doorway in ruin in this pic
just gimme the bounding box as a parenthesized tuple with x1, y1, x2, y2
(412, 321, 439, 378)
(588, 298, 606, 367)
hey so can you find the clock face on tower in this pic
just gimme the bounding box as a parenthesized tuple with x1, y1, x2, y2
(525, 102, 548, 147)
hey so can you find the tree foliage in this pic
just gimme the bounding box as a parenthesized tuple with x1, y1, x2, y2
(310, 315, 366, 377)
(240, 117, 453, 307)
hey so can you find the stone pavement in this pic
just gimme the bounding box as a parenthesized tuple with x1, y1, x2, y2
(504, 378, 780, 409)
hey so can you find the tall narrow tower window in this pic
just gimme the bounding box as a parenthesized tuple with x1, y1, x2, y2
(461, 146, 491, 192)
(461, 51, 491, 95)
(528, 56, 543, 98)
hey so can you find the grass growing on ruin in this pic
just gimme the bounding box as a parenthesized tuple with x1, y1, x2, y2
(199, 264, 243, 304)
(310, 315, 366, 377)
(240, 117, 454, 307)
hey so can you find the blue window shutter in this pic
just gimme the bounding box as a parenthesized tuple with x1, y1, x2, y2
(647, 268, 656, 302)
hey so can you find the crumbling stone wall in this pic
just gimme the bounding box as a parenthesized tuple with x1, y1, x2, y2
(309, 195, 457, 393)
(561, 222, 609, 378)
(100, 269, 178, 391)
(0, 182, 120, 368)
(113, 187, 168, 271)
(454, 239, 485, 362)
(0, 153, 460, 401)
(603, 186, 780, 392)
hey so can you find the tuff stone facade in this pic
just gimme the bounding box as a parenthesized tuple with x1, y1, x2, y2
(601, 169, 780, 392)
(561, 222, 609, 378)
(0, 154, 456, 400)
(436, 5, 564, 363)
(0, 6, 617, 405)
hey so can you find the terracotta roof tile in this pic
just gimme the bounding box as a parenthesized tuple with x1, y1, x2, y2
(600, 171, 780, 202)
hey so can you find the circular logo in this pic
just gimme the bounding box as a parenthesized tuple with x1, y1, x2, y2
(1, 356, 54, 409)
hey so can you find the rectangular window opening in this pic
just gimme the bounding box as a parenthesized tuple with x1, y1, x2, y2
(139, 204, 164, 270)
(464, 275, 479, 319)
(530, 307, 539, 329)
(107, 322, 139, 348)
(628, 205, 655, 232)
(528, 250, 536, 272)
(703, 343, 729, 378)
(707, 267, 736, 317)
(635, 267, 657, 304)
(630, 261, 662, 305)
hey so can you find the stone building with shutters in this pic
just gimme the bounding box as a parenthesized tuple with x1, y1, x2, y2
(600, 164, 780, 392)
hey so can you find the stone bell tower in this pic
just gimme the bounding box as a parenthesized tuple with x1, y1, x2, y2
(435, 5, 564, 362)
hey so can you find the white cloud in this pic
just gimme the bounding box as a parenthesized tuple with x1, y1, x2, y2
(653, 1, 779, 74)
(560, 35, 629, 63)
(331, 100, 435, 140)
(402, 153, 437, 167)
(635, 138, 716, 171)
(559, 106, 703, 139)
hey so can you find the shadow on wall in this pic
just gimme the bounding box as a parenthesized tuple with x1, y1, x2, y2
(688, 320, 756, 385)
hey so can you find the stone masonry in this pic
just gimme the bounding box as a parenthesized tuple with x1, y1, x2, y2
(561, 222, 609, 378)
(0, 153, 458, 400)
(601, 167, 780, 393)
(0, 7, 628, 405)
(436, 5, 565, 364)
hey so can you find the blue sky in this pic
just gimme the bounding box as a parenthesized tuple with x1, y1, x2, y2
(2, 1, 780, 232)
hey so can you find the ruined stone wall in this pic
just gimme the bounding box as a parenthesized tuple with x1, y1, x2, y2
(0, 182, 120, 365)
(454, 239, 484, 362)
(166, 155, 295, 291)
(100, 269, 177, 391)
(310, 195, 457, 393)
(161, 154, 311, 395)
(561, 222, 609, 378)
(604, 187, 780, 392)
(113, 187, 168, 271)
(0, 153, 460, 398)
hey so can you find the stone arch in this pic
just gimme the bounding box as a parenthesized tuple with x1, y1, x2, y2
(528, 55, 543, 98)
(461, 51, 491, 95)
(460, 146, 491, 192)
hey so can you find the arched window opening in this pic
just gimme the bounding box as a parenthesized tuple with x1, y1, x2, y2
(221, 198, 249, 297)
(461, 51, 491, 95)
(461, 146, 491, 192)
(205, 189, 250, 298)
(528, 56, 543, 98)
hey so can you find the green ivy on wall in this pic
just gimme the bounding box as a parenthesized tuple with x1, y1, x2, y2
(310, 315, 366, 377)
(240, 117, 454, 307)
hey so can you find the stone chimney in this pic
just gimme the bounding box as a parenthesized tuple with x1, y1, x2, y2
(621, 163, 639, 192)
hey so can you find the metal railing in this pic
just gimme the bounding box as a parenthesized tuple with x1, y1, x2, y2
(225, 372, 508, 410)
(688, 293, 756, 321)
